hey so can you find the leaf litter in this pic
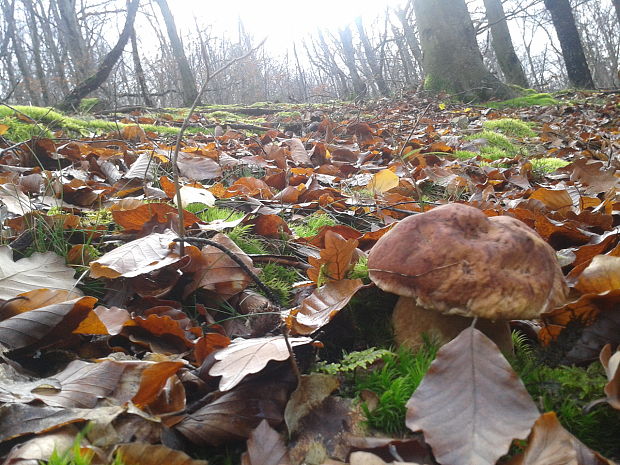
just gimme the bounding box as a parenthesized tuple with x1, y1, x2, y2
(0, 91, 618, 463)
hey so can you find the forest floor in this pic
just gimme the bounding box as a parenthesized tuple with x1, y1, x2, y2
(0, 90, 619, 465)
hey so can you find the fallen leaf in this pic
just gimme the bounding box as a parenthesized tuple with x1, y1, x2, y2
(114, 443, 207, 465)
(284, 374, 340, 435)
(600, 344, 620, 410)
(307, 231, 359, 284)
(367, 169, 399, 194)
(288, 279, 364, 335)
(89, 230, 180, 279)
(0, 247, 82, 300)
(242, 419, 291, 465)
(507, 412, 615, 465)
(575, 255, 620, 294)
(405, 327, 539, 465)
(210, 335, 312, 391)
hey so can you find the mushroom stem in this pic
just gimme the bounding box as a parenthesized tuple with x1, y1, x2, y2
(392, 297, 513, 353)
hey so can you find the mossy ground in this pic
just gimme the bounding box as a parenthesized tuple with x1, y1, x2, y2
(486, 93, 558, 109)
(482, 118, 537, 138)
(463, 130, 523, 160)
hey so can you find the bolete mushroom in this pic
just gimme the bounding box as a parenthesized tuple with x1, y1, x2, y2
(367, 203, 568, 353)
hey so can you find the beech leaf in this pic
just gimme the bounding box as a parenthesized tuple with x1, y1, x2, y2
(210, 335, 312, 391)
(0, 247, 82, 300)
(114, 443, 208, 465)
(242, 419, 291, 465)
(284, 373, 340, 435)
(405, 327, 539, 465)
(600, 344, 620, 410)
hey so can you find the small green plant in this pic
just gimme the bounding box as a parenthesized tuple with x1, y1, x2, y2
(314, 347, 393, 376)
(355, 341, 439, 435)
(45, 425, 94, 465)
(510, 333, 620, 456)
(482, 118, 537, 138)
(78, 98, 100, 113)
(487, 93, 558, 109)
(348, 256, 369, 281)
(292, 212, 337, 237)
(185, 204, 245, 223)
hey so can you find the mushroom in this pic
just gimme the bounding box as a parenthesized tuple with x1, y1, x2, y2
(367, 203, 568, 353)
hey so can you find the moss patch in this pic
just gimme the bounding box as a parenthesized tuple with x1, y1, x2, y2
(292, 212, 337, 238)
(483, 118, 537, 138)
(487, 93, 558, 109)
(464, 130, 522, 160)
(530, 157, 570, 174)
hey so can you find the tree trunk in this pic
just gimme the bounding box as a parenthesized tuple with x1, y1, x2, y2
(3, 0, 38, 104)
(22, 0, 51, 104)
(40, 0, 69, 94)
(543, 0, 594, 88)
(393, 27, 416, 84)
(613, 0, 620, 24)
(338, 26, 366, 98)
(355, 17, 390, 96)
(154, 0, 198, 106)
(56, 0, 140, 112)
(412, 0, 515, 101)
(129, 23, 153, 107)
(482, 0, 529, 88)
(394, 7, 424, 78)
(53, 0, 92, 80)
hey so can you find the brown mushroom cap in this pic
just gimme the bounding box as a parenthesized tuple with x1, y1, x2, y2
(368, 203, 568, 320)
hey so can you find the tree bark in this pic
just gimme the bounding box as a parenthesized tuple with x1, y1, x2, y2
(53, 0, 92, 80)
(56, 0, 140, 112)
(355, 17, 390, 96)
(543, 0, 594, 88)
(613, 0, 620, 24)
(154, 0, 199, 106)
(482, 0, 529, 88)
(338, 25, 366, 98)
(412, 0, 516, 101)
(22, 0, 51, 104)
(129, 22, 153, 107)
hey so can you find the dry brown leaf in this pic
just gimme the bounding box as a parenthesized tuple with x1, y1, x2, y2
(0, 360, 126, 408)
(210, 335, 312, 391)
(288, 279, 364, 335)
(600, 344, 620, 410)
(242, 419, 291, 465)
(0, 296, 96, 351)
(184, 233, 258, 300)
(575, 255, 620, 294)
(89, 230, 180, 279)
(284, 374, 340, 435)
(112, 203, 200, 231)
(406, 327, 539, 465)
(507, 412, 615, 465)
(0, 247, 82, 300)
(307, 231, 359, 284)
(114, 443, 207, 465)
(131, 361, 186, 408)
(175, 379, 290, 446)
(0, 289, 81, 321)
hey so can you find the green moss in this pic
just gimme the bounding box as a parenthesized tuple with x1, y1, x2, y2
(482, 118, 537, 138)
(206, 111, 242, 122)
(355, 342, 439, 435)
(510, 334, 620, 456)
(453, 150, 478, 160)
(256, 262, 300, 305)
(530, 157, 570, 174)
(0, 116, 52, 141)
(464, 130, 522, 159)
(487, 93, 558, 109)
(228, 224, 268, 255)
(423, 74, 455, 94)
(292, 212, 337, 237)
(348, 256, 368, 281)
(78, 98, 100, 113)
(275, 111, 302, 119)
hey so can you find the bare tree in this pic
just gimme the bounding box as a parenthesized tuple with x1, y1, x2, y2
(53, 0, 93, 80)
(482, 0, 529, 87)
(338, 25, 366, 98)
(543, 0, 594, 88)
(56, 0, 140, 111)
(355, 16, 390, 96)
(154, 0, 199, 106)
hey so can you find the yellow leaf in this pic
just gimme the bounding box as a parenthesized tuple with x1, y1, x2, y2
(368, 169, 399, 193)
(438, 103, 446, 110)
(0, 124, 8, 135)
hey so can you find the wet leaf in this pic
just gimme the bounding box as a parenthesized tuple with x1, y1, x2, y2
(406, 327, 539, 465)
(210, 335, 312, 391)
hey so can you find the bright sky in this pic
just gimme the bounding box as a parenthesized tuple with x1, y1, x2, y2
(169, 0, 408, 53)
